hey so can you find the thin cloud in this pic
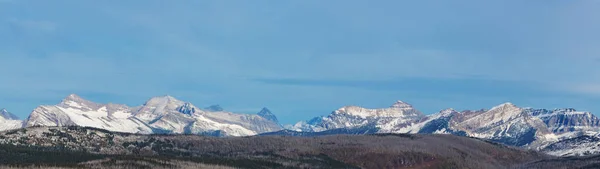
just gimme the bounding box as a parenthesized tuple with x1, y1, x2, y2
(566, 84, 600, 96)
(252, 77, 558, 98)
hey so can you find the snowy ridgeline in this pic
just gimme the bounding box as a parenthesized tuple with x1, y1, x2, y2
(286, 102, 600, 156)
(2, 95, 600, 157)
(1, 94, 282, 137)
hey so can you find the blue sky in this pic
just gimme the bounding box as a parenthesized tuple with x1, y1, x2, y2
(1, 0, 599, 124)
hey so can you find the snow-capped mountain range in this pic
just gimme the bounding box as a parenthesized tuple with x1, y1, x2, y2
(10, 94, 282, 136)
(287, 101, 600, 155)
(2, 95, 600, 156)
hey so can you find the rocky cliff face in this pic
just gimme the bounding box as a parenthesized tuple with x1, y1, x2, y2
(528, 108, 600, 136)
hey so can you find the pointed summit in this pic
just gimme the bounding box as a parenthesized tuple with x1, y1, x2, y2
(204, 105, 224, 112)
(58, 94, 100, 110)
(257, 107, 278, 123)
(491, 102, 519, 111)
(62, 94, 85, 103)
(0, 108, 19, 120)
(144, 95, 184, 106)
(390, 100, 413, 108)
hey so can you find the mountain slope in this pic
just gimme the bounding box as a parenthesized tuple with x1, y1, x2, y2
(25, 94, 154, 134)
(0, 109, 22, 131)
(394, 108, 467, 136)
(541, 135, 600, 157)
(453, 103, 555, 147)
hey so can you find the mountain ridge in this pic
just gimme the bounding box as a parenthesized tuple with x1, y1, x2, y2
(3, 94, 600, 157)
(287, 101, 600, 155)
(18, 94, 282, 136)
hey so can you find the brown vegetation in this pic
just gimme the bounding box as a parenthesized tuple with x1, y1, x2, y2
(1, 126, 589, 169)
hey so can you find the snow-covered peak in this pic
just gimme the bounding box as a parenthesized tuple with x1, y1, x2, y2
(64, 94, 83, 101)
(257, 107, 279, 123)
(0, 108, 19, 120)
(0, 108, 22, 131)
(148, 95, 180, 102)
(58, 94, 101, 110)
(486, 102, 523, 119)
(390, 100, 413, 109)
(491, 102, 518, 111)
(61, 94, 85, 104)
(135, 95, 201, 120)
(143, 95, 186, 108)
(334, 101, 423, 119)
(458, 102, 525, 132)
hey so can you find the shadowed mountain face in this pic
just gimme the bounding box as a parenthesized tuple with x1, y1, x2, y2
(0, 109, 19, 120)
(0, 126, 551, 169)
(257, 107, 279, 123)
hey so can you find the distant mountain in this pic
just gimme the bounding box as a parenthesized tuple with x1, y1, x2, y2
(203, 104, 224, 112)
(23, 94, 282, 136)
(287, 101, 600, 154)
(288, 100, 425, 133)
(4, 95, 600, 157)
(257, 107, 278, 123)
(528, 108, 600, 137)
(396, 108, 467, 136)
(0, 108, 22, 131)
(0, 108, 19, 120)
(452, 103, 554, 147)
(261, 125, 380, 137)
(25, 94, 155, 134)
